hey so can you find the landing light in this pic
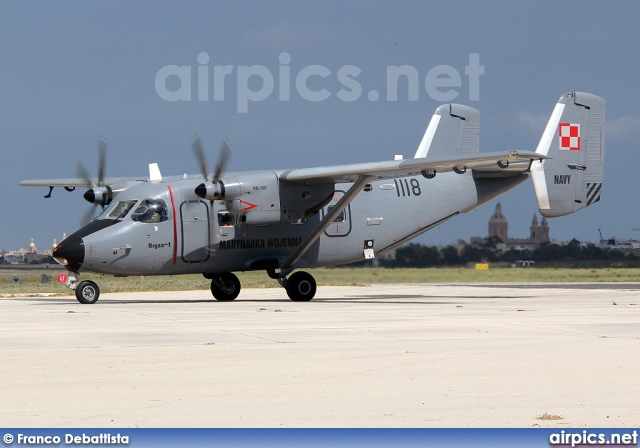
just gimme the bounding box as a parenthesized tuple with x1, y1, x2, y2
(53, 257, 68, 266)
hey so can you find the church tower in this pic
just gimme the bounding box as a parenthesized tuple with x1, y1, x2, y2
(530, 213, 539, 241)
(540, 216, 550, 242)
(488, 203, 508, 241)
(529, 213, 550, 243)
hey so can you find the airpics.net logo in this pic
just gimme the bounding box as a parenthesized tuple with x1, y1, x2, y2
(154, 52, 484, 113)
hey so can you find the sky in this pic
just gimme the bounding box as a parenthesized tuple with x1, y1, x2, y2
(2, 1, 640, 252)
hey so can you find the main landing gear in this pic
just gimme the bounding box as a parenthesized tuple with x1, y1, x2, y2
(205, 270, 317, 301)
(278, 271, 317, 301)
(209, 272, 241, 301)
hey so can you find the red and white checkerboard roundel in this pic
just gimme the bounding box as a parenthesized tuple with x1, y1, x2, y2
(559, 123, 580, 151)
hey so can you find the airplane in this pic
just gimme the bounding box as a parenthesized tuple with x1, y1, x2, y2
(20, 92, 605, 304)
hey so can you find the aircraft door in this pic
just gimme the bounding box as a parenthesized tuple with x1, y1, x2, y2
(322, 190, 352, 237)
(180, 200, 210, 263)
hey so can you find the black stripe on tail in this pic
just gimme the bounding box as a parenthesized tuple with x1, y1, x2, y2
(587, 183, 602, 206)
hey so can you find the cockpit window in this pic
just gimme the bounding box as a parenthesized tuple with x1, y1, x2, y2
(103, 200, 138, 220)
(132, 199, 168, 223)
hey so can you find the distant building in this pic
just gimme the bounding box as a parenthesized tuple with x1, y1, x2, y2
(471, 202, 550, 249)
(488, 202, 509, 241)
(4, 236, 63, 264)
(599, 236, 640, 250)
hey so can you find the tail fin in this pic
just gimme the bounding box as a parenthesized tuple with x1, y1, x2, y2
(414, 104, 479, 158)
(531, 92, 605, 217)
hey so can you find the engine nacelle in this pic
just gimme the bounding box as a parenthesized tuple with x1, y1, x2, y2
(83, 186, 113, 206)
(82, 181, 132, 207)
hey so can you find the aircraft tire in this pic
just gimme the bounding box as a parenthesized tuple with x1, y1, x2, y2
(211, 273, 241, 301)
(285, 271, 316, 301)
(75, 280, 100, 304)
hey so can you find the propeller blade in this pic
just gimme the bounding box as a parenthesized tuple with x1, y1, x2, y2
(190, 134, 210, 180)
(76, 138, 111, 225)
(80, 205, 98, 227)
(97, 137, 107, 186)
(213, 136, 233, 181)
(75, 160, 93, 187)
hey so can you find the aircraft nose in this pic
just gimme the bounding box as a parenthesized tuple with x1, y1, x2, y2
(52, 234, 85, 272)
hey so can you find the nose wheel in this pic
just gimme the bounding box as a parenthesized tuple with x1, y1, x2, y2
(75, 280, 100, 304)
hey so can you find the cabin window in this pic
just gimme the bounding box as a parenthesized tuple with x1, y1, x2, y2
(132, 199, 168, 223)
(218, 212, 237, 227)
(327, 205, 346, 222)
(364, 184, 372, 192)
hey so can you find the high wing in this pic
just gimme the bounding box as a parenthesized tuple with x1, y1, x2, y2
(279, 150, 547, 184)
(277, 149, 546, 272)
(19, 177, 140, 188)
(20, 175, 150, 205)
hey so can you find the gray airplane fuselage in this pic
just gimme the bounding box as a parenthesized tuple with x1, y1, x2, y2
(67, 170, 527, 277)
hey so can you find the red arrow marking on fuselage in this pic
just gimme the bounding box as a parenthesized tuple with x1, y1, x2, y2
(240, 200, 257, 211)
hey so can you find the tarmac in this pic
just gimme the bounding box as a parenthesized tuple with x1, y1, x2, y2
(1, 283, 638, 427)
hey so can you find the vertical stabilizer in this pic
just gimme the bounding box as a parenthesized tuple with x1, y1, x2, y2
(414, 104, 480, 158)
(531, 92, 605, 217)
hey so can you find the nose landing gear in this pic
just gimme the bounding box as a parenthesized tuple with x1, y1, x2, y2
(75, 280, 100, 304)
(62, 273, 102, 304)
(64, 272, 100, 305)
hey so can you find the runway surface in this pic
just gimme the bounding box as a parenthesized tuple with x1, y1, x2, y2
(1, 283, 638, 427)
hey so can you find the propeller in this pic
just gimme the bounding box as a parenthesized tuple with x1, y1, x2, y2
(214, 137, 233, 181)
(77, 138, 112, 225)
(76, 137, 107, 188)
(192, 134, 233, 200)
(190, 134, 210, 181)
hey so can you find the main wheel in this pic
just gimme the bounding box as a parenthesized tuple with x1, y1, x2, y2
(285, 271, 316, 301)
(75, 280, 100, 304)
(211, 273, 241, 301)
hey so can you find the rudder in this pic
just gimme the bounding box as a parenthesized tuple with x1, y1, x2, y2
(531, 92, 605, 217)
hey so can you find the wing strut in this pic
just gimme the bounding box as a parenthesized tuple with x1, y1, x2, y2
(279, 175, 373, 272)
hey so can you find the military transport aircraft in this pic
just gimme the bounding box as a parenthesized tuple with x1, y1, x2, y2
(21, 92, 605, 304)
